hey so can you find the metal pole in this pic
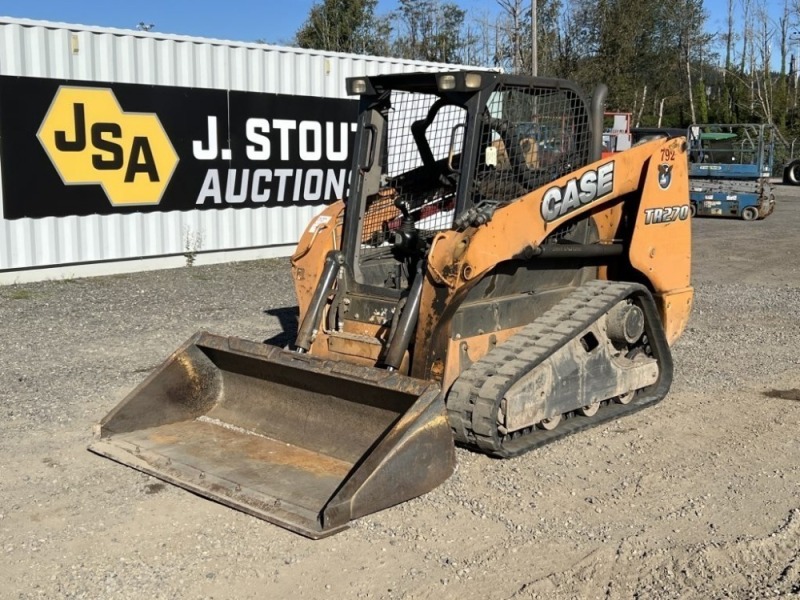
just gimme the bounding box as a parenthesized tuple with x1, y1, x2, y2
(531, 0, 537, 77)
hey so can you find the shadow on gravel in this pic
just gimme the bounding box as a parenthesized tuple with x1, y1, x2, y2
(763, 389, 800, 402)
(263, 306, 299, 348)
(144, 483, 166, 495)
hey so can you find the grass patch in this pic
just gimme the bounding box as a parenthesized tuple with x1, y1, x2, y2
(7, 289, 34, 300)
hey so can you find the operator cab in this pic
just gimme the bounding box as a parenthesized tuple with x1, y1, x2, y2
(342, 71, 603, 291)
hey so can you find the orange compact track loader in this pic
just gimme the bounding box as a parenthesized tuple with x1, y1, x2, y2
(90, 71, 693, 538)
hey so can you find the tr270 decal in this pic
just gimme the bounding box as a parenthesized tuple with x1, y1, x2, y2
(644, 205, 690, 225)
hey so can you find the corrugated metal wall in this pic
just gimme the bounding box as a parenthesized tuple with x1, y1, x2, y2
(0, 18, 458, 275)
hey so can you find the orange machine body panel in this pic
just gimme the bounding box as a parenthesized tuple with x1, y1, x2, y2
(292, 136, 692, 385)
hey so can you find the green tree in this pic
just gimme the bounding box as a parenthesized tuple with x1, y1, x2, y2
(560, 0, 712, 127)
(491, 0, 563, 76)
(695, 79, 709, 123)
(295, 0, 390, 55)
(391, 0, 468, 63)
(568, 0, 673, 110)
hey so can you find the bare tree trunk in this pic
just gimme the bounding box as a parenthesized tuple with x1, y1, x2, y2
(636, 85, 647, 127)
(514, 8, 521, 72)
(725, 0, 733, 78)
(495, 21, 500, 67)
(686, 57, 696, 123)
(751, 2, 774, 122)
(740, 0, 752, 73)
(780, 1, 788, 79)
(748, 19, 756, 112)
(471, 12, 496, 67)
(681, 1, 697, 123)
(531, 0, 537, 76)
(496, 0, 525, 74)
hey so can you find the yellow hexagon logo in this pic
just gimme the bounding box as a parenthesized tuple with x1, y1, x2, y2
(37, 86, 178, 206)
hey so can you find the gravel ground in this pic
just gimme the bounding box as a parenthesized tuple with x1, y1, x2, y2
(2, 186, 800, 599)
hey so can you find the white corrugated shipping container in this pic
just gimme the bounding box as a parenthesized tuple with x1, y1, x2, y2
(0, 17, 478, 284)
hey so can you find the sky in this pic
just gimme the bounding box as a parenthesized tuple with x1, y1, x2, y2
(0, 0, 787, 58)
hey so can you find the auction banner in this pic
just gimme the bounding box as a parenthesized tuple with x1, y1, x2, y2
(0, 75, 358, 220)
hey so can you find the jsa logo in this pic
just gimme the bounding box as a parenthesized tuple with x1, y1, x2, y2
(37, 87, 178, 206)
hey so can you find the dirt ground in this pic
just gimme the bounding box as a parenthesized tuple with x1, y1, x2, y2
(2, 185, 800, 599)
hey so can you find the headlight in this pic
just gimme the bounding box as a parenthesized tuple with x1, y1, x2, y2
(464, 73, 482, 89)
(437, 75, 457, 90)
(348, 78, 367, 95)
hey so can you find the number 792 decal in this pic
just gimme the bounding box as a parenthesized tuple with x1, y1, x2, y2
(644, 205, 690, 225)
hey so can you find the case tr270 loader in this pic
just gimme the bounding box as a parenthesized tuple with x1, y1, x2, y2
(90, 71, 693, 538)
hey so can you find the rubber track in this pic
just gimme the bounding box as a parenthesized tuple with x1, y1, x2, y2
(445, 280, 673, 458)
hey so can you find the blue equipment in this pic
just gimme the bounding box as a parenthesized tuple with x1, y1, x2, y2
(687, 124, 775, 220)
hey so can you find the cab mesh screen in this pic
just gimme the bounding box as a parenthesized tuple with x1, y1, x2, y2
(360, 91, 467, 258)
(471, 85, 592, 205)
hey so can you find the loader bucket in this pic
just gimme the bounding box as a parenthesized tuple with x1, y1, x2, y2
(89, 332, 455, 538)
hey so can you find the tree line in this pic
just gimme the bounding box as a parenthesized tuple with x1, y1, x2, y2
(292, 0, 800, 155)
